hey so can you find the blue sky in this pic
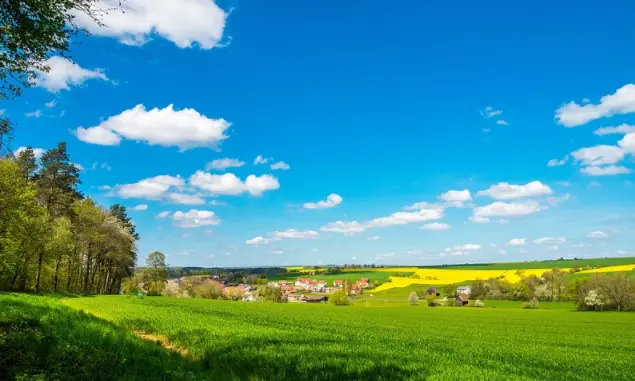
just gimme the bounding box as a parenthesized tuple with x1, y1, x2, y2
(6, 1, 635, 267)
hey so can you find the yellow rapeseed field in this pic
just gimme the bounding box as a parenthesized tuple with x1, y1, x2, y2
(373, 268, 560, 292)
(577, 264, 635, 274)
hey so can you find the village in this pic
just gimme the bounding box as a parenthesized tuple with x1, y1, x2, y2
(169, 275, 374, 303)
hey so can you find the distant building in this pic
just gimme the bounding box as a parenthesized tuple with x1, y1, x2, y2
(304, 296, 328, 303)
(456, 295, 469, 306)
(457, 286, 471, 296)
(333, 280, 344, 288)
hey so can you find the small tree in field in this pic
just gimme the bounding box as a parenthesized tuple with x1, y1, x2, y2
(329, 290, 350, 306)
(425, 294, 437, 307)
(408, 291, 419, 305)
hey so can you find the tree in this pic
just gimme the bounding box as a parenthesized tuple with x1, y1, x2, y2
(146, 251, 168, 282)
(257, 285, 283, 302)
(329, 290, 350, 306)
(591, 273, 634, 312)
(408, 291, 419, 305)
(443, 283, 457, 298)
(14, 146, 38, 181)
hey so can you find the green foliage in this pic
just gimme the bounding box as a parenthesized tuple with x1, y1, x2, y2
(443, 283, 457, 298)
(256, 285, 283, 303)
(425, 294, 437, 307)
(329, 290, 350, 306)
(522, 298, 540, 309)
(192, 282, 224, 299)
(408, 291, 419, 305)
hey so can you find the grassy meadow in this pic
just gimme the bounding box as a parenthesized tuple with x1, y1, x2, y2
(2, 293, 633, 381)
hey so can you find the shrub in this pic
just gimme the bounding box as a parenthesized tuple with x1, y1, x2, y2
(425, 294, 437, 307)
(256, 285, 284, 303)
(474, 299, 484, 308)
(193, 282, 224, 299)
(522, 298, 540, 309)
(146, 281, 165, 296)
(162, 280, 183, 297)
(329, 290, 351, 306)
(408, 292, 419, 306)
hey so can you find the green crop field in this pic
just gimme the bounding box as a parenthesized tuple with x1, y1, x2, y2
(3, 293, 632, 381)
(421, 257, 635, 270)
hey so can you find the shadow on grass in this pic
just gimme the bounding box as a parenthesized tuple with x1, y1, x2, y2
(1, 293, 423, 381)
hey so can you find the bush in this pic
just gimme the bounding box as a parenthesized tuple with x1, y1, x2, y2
(522, 298, 540, 309)
(192, 282, 224, 299)
(146, 281, 165, 296)
(162, 280, 183, 297)
(329, 290, 351, 306)
(474, 299, 484, 308)
(256, 285, 284, 303)
(425, 294, 437, 307)
(408, 292, 419, 305)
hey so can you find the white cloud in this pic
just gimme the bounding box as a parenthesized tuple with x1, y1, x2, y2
(245, 236, 277, 246)
(165, 193, 206, 205)
(270, 250, 284, 255)
(172, 209, 220, 228)
(422, 222, 451, 230)
(272, 229, 319, 239)
(303, 193, 343, 209)
(453, 244, 481, 251)
(75, 104, 230, 150)
(547, 155, 569, 167)
(556, 181, 571, 187)
(254, 155, 270, 165)
(533, 237, 566, 245)
(580, 165, 632, 176)
(368, 208, 443, 228)
(114, 175, 184, 199)
(496, 120, 509, 126)
(480, 106, 502, 118)
(130, 204, 148, 211)
(403, 201, 445, 211)
(619, 132, 635, 154)
(473, 200, 543, 218)
(594, 123, 635, 136)
(270, 161, 290, 171)
(157, 211, 170, 218)
(98, 185, 112, 191)
(572, 145, 625, 166)
(45, 100, 56, 108)
(508, 238, 526, 246)
(320, 221, 367, 234)
(469, 216, 490, 224)
(373, 252, 396, 262)
(14, 147, 46, 159)
(205, 158, 245, 171)
(499, 249, 507, 255)
(25, 110, 42, 118)
(439, 189, 471, 207)
(73, 163, 84, 171)
(35, 56, 108, 92)
(497, 219, 510, 224)
(189, 171, 280, 196)
(477, 181, 552, 200)
(73, 0, 228, 49)
(367, 236, 380, 241)
(586, 231, 608, 239)
(556, 84, 635, 127)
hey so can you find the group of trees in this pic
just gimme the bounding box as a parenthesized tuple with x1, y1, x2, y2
(0, 144, 139, 294)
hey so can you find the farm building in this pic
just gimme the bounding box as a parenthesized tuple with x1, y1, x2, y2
(333, 280, 344, 288)
(426, 287, 440, 296)
(457, 286, 471, 296)
(305, 296, 328, 303)
(287, 293, 306, 303)
(456, 295, 469, 306)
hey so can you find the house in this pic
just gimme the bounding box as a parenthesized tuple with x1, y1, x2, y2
(287, 293, 306, 303)
(310, 280, 327, 292)
(457, 286, 471, 296)
(333, 280, 344, 288)
(359, 278, 370, 288)
(324, 287, 337, 294)
(304, 296, 328, 303)
(456, 295, 469, 306)
(426, 287, 440, 297)
(278, 280, 289, 287)
(295, 278, 311, 289)
(236, 284, 251, 292)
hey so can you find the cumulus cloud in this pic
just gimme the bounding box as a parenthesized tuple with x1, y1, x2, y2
(189, 171, 280, 196)
(303, 194, 343, 209)
(245, 236, 276, 245)
(157, 211, 170, 218)
(496, 120, 509, 126)
(452, 244, 481, 251)
(586, 231, 608, 239)
(270, 161, 290, 171)
(35, 56, 108, 92)
(619, 132, 635, 154)
(205, 158, 245, 171)
(114, 175, 184, 199)
(14, 147, 46, 159)
(421, 222, 451, 230)
(594, 123, 635, 136)
(74, 104, 230, 150)
(439, 189, 472, 207)
(476, 181, 552, 200)
(480, 106, 502, 118)
(473, 200, 543, 218)
(245, 229, 318, 245)
(547, 155, 569, 167)
(367, 209, 443, 228)
(533, 237, 566, 244)
(571, 145, 625, 166)
(73, 0, 228, 49)
(321, 221, 367, 234)
(165, 193, 206, 205)
(469, 216, 490, 224)
(580, 165, 632, 176)
(130, 204, 148, 211)
(508, 238, 526, 246)
(556, 84, 635, 127)
(172, 209, 220, 228)
(254, 155, 270, 165)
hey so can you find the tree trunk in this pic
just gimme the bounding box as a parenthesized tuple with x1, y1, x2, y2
(52, 254, 63, 292)
(83, 244, 91, 293)
(34, 248, 45, 292)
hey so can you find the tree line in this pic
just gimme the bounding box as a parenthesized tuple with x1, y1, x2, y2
(0, 144, 138, 294)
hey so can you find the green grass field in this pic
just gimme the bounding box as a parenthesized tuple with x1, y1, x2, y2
(3, 293, 631, 380)
(422, 256, 635, 270)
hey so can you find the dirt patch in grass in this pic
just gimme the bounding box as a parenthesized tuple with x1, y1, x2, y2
(133, 330, 189, 356)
